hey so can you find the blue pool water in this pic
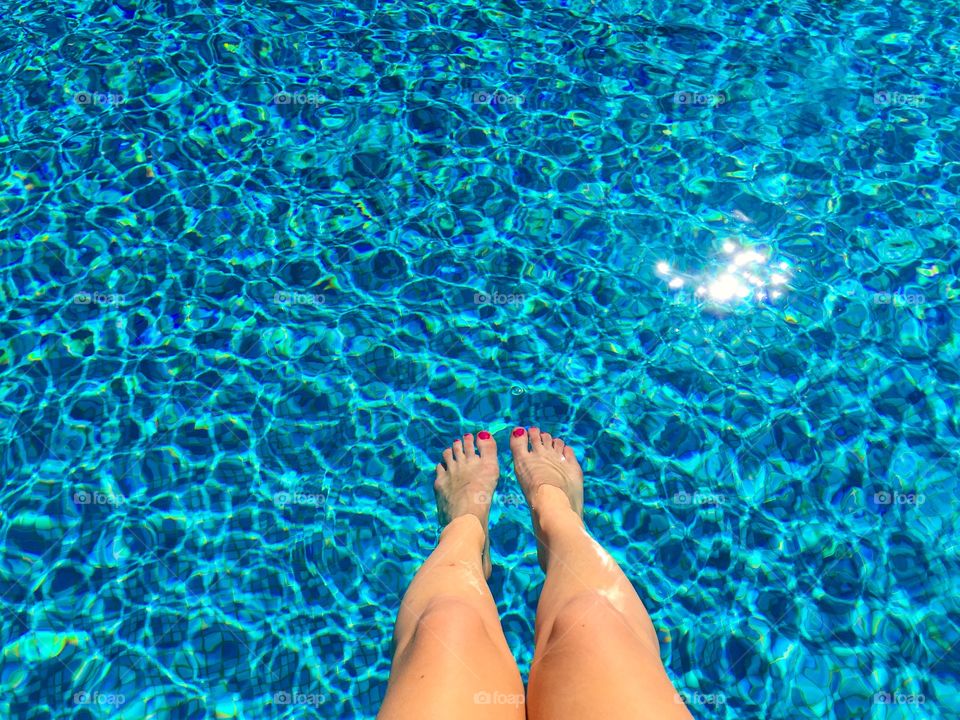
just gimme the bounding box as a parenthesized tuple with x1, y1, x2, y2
(2, 0, 959, 718)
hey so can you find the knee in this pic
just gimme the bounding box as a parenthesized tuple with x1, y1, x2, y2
(549, 592, 622, 636)
(393, 597, 492, 658)
(414, 597, 489, 646)
(546, 592, 659, 653)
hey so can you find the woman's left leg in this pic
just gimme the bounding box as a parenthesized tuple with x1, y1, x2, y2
(378, 432, 524, 720)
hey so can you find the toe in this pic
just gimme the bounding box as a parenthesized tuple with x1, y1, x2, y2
(452, 438, 464, 460)
(462, 433, 476, 458)
(476, 430, 497, 460)
(528, 427, 542, 447)
(552, 437, 565, 454)
(562, 445, 577, 463)
(434, 463, 446, 488)
(509, 426, 529, 455)
(442, 447, 454, 468)
(540, 431, 553, 447)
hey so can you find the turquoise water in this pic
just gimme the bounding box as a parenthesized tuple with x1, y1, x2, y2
(2, 0, 959, 718)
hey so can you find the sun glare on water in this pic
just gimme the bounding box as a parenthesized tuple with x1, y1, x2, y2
(656, 239, 793, 307)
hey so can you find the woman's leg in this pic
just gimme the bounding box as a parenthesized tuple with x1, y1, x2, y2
(510, 427, 693, 720)
(378, 432, 524, 720)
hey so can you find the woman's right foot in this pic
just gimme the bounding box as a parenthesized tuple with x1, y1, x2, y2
(434, 431, 499, 578)
(509, 426, 584, 569)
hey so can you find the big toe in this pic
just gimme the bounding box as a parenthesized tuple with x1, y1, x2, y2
(509, 427, 529, 456)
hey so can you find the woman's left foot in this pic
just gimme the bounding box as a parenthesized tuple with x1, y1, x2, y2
(434, 431, 499, 577)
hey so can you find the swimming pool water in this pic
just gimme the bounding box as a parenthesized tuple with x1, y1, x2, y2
(1, 0, 959, 718)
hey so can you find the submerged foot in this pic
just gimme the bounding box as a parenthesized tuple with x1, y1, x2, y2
(509, 426, 585, 569)
(434, 431, 499, 577)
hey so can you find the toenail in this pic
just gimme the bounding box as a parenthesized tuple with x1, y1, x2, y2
(478, 431, 491, 440)
(512, 427, 525, 437)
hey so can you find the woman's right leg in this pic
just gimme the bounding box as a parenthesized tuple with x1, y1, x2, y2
(510, 427, 693, 720)
(378, 432, 524, 720)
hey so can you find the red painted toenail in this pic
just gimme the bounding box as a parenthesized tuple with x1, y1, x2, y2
(512, 427, 525, 437)
(478, 431, 491, 440)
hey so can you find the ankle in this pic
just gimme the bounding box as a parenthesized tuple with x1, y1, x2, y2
(441, 513, 486, 546)
(531, 484, 571, 510)
(531, 485, 581, 530)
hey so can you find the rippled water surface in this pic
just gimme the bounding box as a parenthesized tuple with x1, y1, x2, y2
(2, 0, 959, 718)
